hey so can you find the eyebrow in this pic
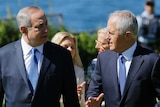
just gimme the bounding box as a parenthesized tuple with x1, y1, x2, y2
(106, 30, 115, 35)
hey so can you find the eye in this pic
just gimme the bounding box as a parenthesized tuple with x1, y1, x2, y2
(62, 45, 68, 49)
(108, 31, 115, 35)
(71, 46, 75, 50)
(34, 24, 43, 29)
(106, 30, 115, 35)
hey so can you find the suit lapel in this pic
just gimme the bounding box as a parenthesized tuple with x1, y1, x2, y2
(36, 55, 51, 88)
(112, 54, 121, 98)
(120, 45, 144, 100)
(14, 40, 29, 87)
(105, 52, 121, 99)
(36, 42, 53, 90)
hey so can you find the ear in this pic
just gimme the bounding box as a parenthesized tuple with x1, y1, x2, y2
(125, 31, 131, 40)
(20, 26, 27, 33)
(125, 31, 131, 37)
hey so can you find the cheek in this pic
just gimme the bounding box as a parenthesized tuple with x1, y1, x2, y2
(71, 50, 76, 58)
(110, 38, 117, 50)
(112, 36, 119, 45)
(99, 48, 104, 52)
(29, 31, 40, 39)
(103, 45, 109, 50)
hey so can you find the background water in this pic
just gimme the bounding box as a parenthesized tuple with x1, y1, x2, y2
(0, 0, 160, 32)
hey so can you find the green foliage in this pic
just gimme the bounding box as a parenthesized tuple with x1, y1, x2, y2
(48, 24, 67, 40)
(0, 20, 97, 70)
(76, 32, 97, 70)
(0, 20, 20, 47)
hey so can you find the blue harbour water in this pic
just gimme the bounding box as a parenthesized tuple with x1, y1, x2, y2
(0, 0, 160, 32)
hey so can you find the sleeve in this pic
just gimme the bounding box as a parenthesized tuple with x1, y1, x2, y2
(0, 56, 4, 107)
(136, 15, 142, 31)
(62, 51, 80, 107)
(152, 56, 160, 106)
(79, 69, 85, 107)
(86, 56, 103, 100)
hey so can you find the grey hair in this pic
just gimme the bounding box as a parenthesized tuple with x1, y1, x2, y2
(97, 27, 108, 40)
(108, 10, 138, 38)
(16, 6, 41, 28)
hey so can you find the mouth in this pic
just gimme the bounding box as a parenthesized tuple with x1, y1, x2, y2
(107, 39, 110, 45)
(41, 35, 48, 38)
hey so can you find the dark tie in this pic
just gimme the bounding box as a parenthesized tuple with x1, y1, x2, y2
(118, 54, 126, 96)
(28, 48, 38, 92)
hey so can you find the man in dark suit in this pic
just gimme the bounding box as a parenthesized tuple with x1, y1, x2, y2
(85, 10, 160, 107)
(0, 6, 80, 107)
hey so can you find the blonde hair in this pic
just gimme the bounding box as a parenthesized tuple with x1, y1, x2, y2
(97, 27, 107, 34)
(51, 32, 83, 68)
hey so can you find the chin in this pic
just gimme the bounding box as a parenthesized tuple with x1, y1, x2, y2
(98, 51, 102, 54)
(110, 48, 115, 51)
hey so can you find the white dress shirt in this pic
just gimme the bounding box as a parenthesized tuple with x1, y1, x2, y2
(21, 37, 44, 74)
(117, 42, 137, 78)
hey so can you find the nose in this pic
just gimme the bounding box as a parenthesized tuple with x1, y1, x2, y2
(95, 43, 101, 49)
(105, 31, 109, 39)
(67, 47, 72, 52)
(106, 32, 111, 42)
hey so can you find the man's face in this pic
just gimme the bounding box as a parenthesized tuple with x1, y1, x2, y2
(106, 19, 126, 53)
(145, 3, 154, 14)
(26, 10, 48, 47)
(95, 32, 109, 54)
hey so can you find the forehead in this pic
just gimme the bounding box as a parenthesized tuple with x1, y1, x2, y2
(98, 32, 106, 38)
(62, 37, 75, 43)
(30, 10, 47, 24)
(107, 19, 117, 30)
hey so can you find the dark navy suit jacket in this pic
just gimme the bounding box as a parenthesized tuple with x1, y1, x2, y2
(0, 39, 80, 107)
(87, 45, 160, 107)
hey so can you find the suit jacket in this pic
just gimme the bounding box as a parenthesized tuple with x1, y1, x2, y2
(0, 39, 80, 107)
(86, 44, 160, 107)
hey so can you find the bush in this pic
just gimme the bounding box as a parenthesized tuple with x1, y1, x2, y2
(76, 32, 97, 70)
(0, 20, 97, 70)
(0, 20, 20, 47)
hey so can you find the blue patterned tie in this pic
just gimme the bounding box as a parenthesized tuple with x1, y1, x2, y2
(118, 54, 126, 96)
(28, 48, 38, 92)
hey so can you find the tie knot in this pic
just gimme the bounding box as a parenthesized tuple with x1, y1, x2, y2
(31, 48, 38, 64)
(31, 48, 37, 55)
(119, 54, 125, 64)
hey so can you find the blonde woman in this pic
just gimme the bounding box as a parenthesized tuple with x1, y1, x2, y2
(51, 32, 85, 107)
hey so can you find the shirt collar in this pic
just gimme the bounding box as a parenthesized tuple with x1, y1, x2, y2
(21, 37, 44, 56)
(121, 42, 137, 61)
(141, 11, 154, 19)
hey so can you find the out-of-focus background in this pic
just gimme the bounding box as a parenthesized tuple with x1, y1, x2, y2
(0, 0, 160, 33)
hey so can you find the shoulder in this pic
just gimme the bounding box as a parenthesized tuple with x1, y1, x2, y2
(0, 40, 20, 54)
(136, 15, 142, 20)
(99, 50, 116, 58)
(135, 45, 160, 60)
(43, 41, 73, 64)
(44, 41, 68, 52)
(44, 41, 71, 56)
(96, 50, 117, 64)
(90, 58, 97, 65)
(155, 14, 160, 18)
